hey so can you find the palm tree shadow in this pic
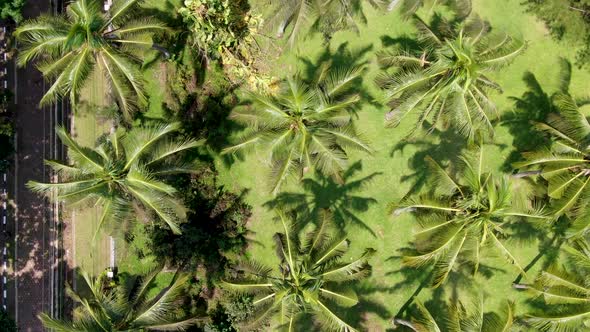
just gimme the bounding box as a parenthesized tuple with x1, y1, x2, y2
(338, 280, 393, 330)
(500, 71, 553, 172)
(264, 161, 381, 237)
(391, 126, 469, 198)
(297, 41, 380, 109)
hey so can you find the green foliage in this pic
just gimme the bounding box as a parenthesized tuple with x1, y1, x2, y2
(393, 148, 547, 287)
(377, 14, 525, 139)
(524, 0, 590, 67)
(514, 70, 590, 236)
(0, 310, 17, 332)
(27, 123, 203, 237)
(144, 165, 251, 276)
(524, 238, 590, 332)
(270, 0, 385, 47)
(0, 0, 25, 23)
(39, 267, 201, 331)
(394, 0, 472, 17)
(14, 0, 167, 120)
(204, 295, 257, 332)
(222, 211, 374, 331)
(395, 297, 514, 331)
(179, 0, 274, 90)
(222, 66, 372, 195)
(179, 0, 251, 54)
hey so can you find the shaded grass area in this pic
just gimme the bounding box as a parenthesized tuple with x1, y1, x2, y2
(213, 0, 590, 330)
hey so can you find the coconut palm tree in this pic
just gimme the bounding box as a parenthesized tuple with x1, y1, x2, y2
(393, 297, 514, 331)
(376, 14, 525, 139)
(222, 66, 371, 195)
(14, 0, 167, 120)
(519, 238, 590, 331)
(222, 210, 374, 331)
(514, 92, 590, 238)
(272, 0, 385, 47)
(392, 148, 547, 287)
(39, 267, 201, 331)
(28, 122, 202, 236)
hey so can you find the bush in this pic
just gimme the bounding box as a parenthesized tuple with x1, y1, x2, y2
(203, 295, 256, 332)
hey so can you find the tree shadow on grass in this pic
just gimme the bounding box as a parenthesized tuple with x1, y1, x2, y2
(263, 161, 381, 237)
(297, 41, 380, 109)
(391, 126, 469, 198)
(500, 71, 553, 172)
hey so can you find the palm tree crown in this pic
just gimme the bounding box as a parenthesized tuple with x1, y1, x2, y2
(523, 238, 590, 332)
(15, 0, 166, 119)
(393, 148, 547, 287)
(28, 123, 202, 236)
(515, 93, 590, 237)
(40, 267, 200, 331)
(394, 297, 514, 332)
(377, 15, 525, 138)
(222, 211, 374, 331)
(223, 66, 371, 195)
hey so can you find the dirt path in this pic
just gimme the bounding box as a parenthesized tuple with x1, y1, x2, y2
(5, 1, 63, 331)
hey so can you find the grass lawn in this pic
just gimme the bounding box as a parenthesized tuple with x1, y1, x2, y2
(209, 0, 590, 329)
(66, 0, 590, 328)
(69, 69, 111, 276)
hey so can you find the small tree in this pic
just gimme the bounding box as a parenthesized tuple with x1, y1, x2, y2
(222, 211, 374, 331)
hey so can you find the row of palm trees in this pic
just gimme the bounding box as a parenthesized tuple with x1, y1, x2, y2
(12, 0, 590, 331)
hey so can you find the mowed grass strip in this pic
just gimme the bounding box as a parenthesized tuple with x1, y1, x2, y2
(70, 68, 111, 275)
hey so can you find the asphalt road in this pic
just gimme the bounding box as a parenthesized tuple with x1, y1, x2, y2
(5, 1, 65, 330)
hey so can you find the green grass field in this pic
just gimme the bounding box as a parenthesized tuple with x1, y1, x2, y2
(67, 0, 590, 328)
(207, 0, 590, 329)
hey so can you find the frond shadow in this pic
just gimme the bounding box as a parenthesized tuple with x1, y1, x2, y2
(297, 41, 380, 109)
(264, 161, 381, 236)
(391, 126, 469, 197)
(500, 71, 553, 172)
